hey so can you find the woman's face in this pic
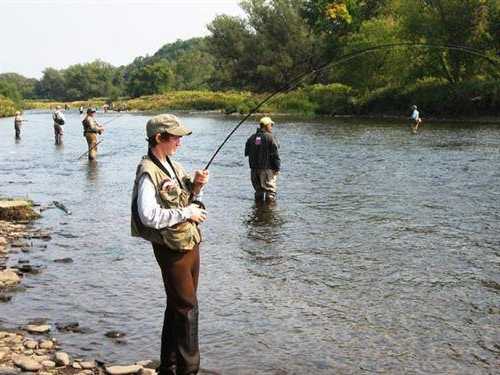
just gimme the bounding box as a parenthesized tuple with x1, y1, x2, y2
(158, 134, 182, 156)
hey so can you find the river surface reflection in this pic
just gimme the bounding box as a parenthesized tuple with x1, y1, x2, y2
(0, 111, 499, 374)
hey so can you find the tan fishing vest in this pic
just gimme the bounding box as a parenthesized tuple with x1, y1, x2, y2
(131, 156, 201, 251)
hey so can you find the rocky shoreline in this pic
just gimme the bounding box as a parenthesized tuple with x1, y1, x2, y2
(0, 199, 158, 375)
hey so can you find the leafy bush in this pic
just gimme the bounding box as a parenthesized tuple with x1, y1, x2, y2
(0, 95, 17, 117)
(304, 84, 355, 115)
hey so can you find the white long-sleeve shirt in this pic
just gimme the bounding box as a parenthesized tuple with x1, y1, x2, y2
(137, 159, 201, 229)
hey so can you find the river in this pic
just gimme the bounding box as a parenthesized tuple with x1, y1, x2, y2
(0, 110, 499, 374)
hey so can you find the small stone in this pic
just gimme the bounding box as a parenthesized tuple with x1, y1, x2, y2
(41, 361, 55, 368)
(23, 324, 50, 334)
(78, 371, 93, 375)
(12, 354, 43, 371)
(80, 361, 96, 369)
(140, 369, 156, 375)
(72, 363, 82, 369)
(39, 340, 53, 350)
(105, 365, 142, 375)
(55, 351, 70, 366)
(34, 349, 47, 355)
(24, 340, 38, 349)
(105, 331, 126, 338)
(23, 350, 34, 356)
(53, 258, 73, 264)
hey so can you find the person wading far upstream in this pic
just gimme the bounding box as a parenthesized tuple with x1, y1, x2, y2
(410, 104, 422, 134)
(245, 116, 281, 202)
(14, 111, 25, 140)
(52, 105, 66, 145)
(82, 108, 105, 160)
(130, 114, 210, 375)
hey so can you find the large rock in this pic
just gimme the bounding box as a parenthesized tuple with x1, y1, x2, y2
(55, 352, 70, 366)
(105, 365, 142, 375)
(0, 269, 21, 287)
(23, 324, 50, 334)
(12, 355, 43, 371)
(0, 200, 40, 221)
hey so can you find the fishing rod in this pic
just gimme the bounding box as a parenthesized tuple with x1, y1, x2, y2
(203, 42, 499, 170)
(77, 113, 125, 160)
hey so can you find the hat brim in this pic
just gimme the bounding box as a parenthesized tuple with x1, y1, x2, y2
(165, 125, 192, 136)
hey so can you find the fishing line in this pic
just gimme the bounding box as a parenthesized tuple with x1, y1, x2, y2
(203, 42, 499, 170)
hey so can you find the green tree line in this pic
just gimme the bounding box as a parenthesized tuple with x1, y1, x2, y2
(1, 0, 498, 116)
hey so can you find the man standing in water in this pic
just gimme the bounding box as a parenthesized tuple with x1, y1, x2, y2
(52, 105, 65, 145)
(245, 116, 281, 202)
(410, 104, 422, 134)
(14, 111, 24, 140)
(131, 114, 209, 375)
(82, 108, 104, 160)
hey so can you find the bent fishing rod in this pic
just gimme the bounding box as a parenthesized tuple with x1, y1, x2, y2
(203, 42, 499, 170)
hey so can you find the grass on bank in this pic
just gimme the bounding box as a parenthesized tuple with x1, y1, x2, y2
(17, 79, 500, 119)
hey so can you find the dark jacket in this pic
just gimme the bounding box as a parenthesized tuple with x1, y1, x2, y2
(245, 128, 280, 171)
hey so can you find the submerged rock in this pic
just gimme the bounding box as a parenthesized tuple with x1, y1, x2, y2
(104, 331, 126, 338)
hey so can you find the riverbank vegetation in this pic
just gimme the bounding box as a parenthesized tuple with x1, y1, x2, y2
(1, 0, 498, 118)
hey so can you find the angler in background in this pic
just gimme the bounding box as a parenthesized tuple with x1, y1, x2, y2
(52, 105, 66, 145)
(130, 114, 209, 375)
(245, 116, 281, 203)
(82, 108, 105, 160)
(79, 105, 84, 115)
(410, 104, 422, 134)
(14, 111, 25, 140)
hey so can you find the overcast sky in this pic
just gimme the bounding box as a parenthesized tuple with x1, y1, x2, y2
(0, 0, 244, 79)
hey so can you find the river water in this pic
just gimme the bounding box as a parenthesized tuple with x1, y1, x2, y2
(0, 110, 499, 374)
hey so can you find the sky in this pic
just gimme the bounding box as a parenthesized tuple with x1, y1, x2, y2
(0, 0, 245, 79)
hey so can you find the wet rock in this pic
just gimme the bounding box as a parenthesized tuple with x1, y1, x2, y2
(0, 269, 21, 287)
(41, 361, 55, 368)
(23, 340, 38, 349)
(0, 294, 12, 303)
(55, 351, 70, 366)
(105, 331, 126, 339)
(105, 365, 142, 375)
(78, 371, 94, 375)
(0, 367, 20, 375)
(53, 258, 74, 264)
(135, 360, 153, 368)
(12, 354, 43, 371)
(80, 361, 96, 369)
(55, 322, 90, 334)
(10, 241, 29, 248)
(39, 340, 53, 350)
(23, 324, 50, 334)
(17, 259, 30, 264)
(0, 200, 41, 221)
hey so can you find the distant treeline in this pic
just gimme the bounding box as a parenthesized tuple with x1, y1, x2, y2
(1, 0, 499, 118)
